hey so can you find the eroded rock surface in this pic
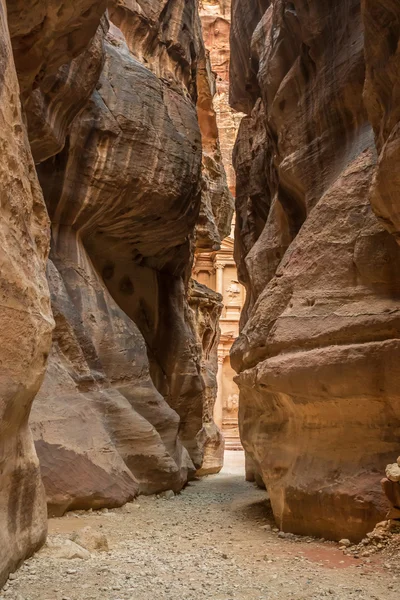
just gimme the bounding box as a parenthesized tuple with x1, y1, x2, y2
(32, 240, 194, 516)
(189, 281, 225, 475)
(199, 0, 243, 195)
(1, 0, 231, 579)
(1, 1, 229, 517)
(231, 0, 400, 541)
(362, 0, 400, 241)
(0, 0, 53, 586)
(7, 0, 108, 99)
(196, 45, 233, 251)
(29, 5, 227, 510)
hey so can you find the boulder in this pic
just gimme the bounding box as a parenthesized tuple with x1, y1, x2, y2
(70, 527, 109, 553)
(39, 537, 91, 560)
(386, 464, 400, 483)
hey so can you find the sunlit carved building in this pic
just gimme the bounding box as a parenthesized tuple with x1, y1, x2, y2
(195, 0, 244, 450)
(193, 223, 244, 450)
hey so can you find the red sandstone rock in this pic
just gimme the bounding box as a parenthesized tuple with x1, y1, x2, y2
(199, 0, 243, 195)
(196, 47, 233, 251)
(362, 0, 400, 241)
(26, 18, 108, 164)
(382, 478, 400, 518)
(7, 0, 108, 99)
(1, 1, 231, 581)
(0, 0, 53, 586)
(188, 280, 225, 476)
(231, 0, 400, 542)
(30, 11, 220, 505)
(230, 0, 271, 114)
(31, 244, 194, 516)
(15, 3, 228, 513)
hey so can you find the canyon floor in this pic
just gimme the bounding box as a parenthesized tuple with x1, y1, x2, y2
(3, 452, 398, 600)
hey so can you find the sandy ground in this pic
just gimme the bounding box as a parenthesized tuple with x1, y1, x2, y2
(2, 451, 398, 600)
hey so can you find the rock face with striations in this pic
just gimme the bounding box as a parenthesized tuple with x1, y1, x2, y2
(199, 0, 243, 195)
(28, 4, 230, 514)
(189, 280, 225, 476)
(362, 0, 400, 242)
(231, 0, 400, 542)
(0, 0, 53, 585)
(0, 0, 231, 579)
(362, 0, 400, 519)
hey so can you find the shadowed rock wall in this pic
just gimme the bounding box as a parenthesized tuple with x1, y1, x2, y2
(363, 0, 400, 241)
(189, 280, 225, 475)
(199, 0, 243, 195)
(0, 0, 53, 585)
(362, 0, 400, 521)
(0, 0, 231, 583)
(231, 0, 400, 542)
(30, 4, 231, 512)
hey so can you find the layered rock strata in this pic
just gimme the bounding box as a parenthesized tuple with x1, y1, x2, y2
(231, 0, 400, 542)
(7, 0, 108, 100)
(189, 281, 225, 476)
(362, 0, 400, 241)
(29, 5, 230, 512)
(0, 0, 231, 580)
(199, 0, 243, 195)
(362, 0, 400, 527)
(0, 0, 53, 586)
(196, 38, 233, 251)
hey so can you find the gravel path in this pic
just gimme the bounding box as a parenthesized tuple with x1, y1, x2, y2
(2, 452, 398, 600)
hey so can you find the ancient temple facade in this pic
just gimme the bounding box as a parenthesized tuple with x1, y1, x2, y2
(195, 0, 244, 451)
(193, 224, 244, 450)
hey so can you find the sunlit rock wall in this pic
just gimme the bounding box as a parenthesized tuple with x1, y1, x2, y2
(231, 0, 400, 542)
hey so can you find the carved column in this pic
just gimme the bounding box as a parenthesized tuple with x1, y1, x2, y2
(214, 352, 225, 429)
(215, 262, 224, 295)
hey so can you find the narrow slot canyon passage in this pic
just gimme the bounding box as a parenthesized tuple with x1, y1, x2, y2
(2, 0, 400, 598)
(7, 452, 398, 600)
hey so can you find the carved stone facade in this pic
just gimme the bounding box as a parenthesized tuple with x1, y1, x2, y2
(196, 0, 244, 451)
(193, 223, 244, 450)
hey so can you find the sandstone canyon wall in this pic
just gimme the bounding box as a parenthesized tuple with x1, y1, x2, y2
(0, 0, 53, 583)
(199, 0, 243, 195)
(0, 0, 232, 584)
(231, 0, 400, 542)
(30, 3, 232, 510)
(363, 1, 400, 243)
(362, 0, 400, 523)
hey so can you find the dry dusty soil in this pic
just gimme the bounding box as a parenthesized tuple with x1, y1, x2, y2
(2, 452, 398, 600)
